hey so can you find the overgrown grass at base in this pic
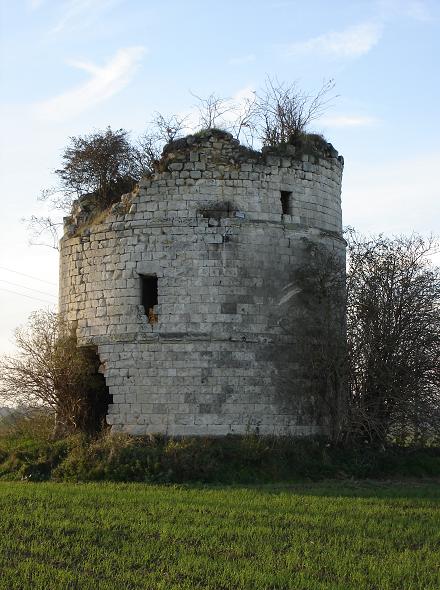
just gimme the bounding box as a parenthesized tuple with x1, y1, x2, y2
(2, 422, 440, 483)
(0, 480, 439, 589)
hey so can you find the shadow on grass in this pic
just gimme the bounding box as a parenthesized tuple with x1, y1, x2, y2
(181, 478, 440, 501)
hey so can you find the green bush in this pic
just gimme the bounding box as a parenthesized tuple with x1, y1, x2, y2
(53, 433, 165, 482)
(1, 426, 440, 483)
(0, 437, 70, 481)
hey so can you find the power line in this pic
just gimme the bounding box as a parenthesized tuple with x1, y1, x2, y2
(0, 266, 57, 286)
(0, 279, 57, 299)
(0, 288, 57, 305)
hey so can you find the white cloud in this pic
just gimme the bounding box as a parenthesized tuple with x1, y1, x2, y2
(319, 115, 379, 128)
(228, 54, 256, 66)
(35, 46, 146, 121)
(51, 0, 120, 34)
(285, 22, 383, 58)
(65, 58, 102, 75)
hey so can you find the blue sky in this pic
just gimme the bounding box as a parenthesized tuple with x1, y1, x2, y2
(0, 0, 439, 352)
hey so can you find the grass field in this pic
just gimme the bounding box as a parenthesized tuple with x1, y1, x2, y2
(0, 481, 439, 590)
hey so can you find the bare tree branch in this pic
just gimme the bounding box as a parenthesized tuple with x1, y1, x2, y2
(151, 111, 188, 143)
(23, 215, 62, 250)
(230, 91, 258, 146)
(0, 310, 111, 437)
(191, 91, 234, 130)
(346, 231, 440, 445)
(254, 77, 337, 146)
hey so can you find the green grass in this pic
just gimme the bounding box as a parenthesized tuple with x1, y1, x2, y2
(1, 481, 439, 589)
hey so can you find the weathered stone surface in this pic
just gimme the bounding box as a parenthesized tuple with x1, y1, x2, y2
(59, 130, 345, 436)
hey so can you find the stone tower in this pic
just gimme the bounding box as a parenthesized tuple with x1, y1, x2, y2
(59, 129, 344, 436)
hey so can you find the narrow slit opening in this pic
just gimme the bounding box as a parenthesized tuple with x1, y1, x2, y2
(140, 275, 158, 324)
(280, 191, 292, 215)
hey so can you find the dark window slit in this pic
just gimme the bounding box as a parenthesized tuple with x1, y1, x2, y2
(140, 275, 158, 324)
(280, 191, 293, 215)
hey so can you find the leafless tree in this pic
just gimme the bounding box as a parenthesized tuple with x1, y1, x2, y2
(189, 79, 336, 147)
(133, 112, 188, 177)
(254, 77, 337, 146)
(346, 231, 440, 445)
(0, 310, 111, 437)
(291, 232, 440, 446)
(152, 111, 188, 143)
(191, 92, 233, 130)
(230, 91, 258, 146)
(23, 215, 62, 250)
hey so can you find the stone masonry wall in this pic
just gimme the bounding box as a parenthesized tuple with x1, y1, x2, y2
(59, 130, 345, 435)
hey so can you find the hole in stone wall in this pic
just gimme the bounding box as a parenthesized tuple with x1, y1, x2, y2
(77, 346, 112, 434)
(198, 201, 234, 220)
(140, 274, 158, 324)
(280, 191, 293, 215)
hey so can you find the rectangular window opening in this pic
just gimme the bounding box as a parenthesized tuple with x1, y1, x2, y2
(140, 275, 158, 324)
(280, 191, 292, 215)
